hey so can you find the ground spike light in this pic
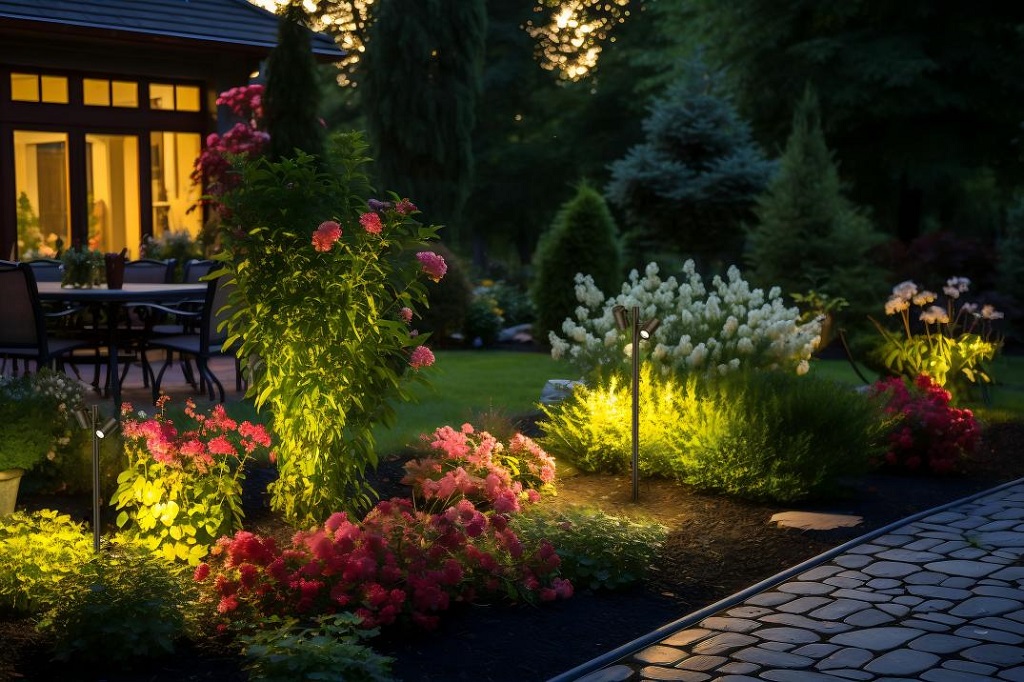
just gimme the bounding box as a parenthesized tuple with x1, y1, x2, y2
(612, 305, 661, 502)
(73, 405, 119, 552)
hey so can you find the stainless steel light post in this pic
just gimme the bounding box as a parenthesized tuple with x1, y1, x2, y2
(612, 305, 660, 502)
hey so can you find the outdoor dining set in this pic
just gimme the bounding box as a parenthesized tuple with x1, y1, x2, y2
(0, 258, 239, 407)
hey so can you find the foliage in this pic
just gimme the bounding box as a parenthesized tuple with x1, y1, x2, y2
(744, 87, 887, 324)
(869, 277, 1002, 400)
(870, 375, 980, 475)
(606, 56, 776, 264)
(530, 182, 622, 343)
(549, 260, 821, 379)
(191, 84, 268, 198)
(39, 539, 190, 664)
(480, 279, 534, 327)
(416, 242, 473, 347)
(197, 496, 570, 632)
(265, 3, 326, 162)
(0, 510, 94, 614)
(0, 370, 85, 475)
(361, 0, 487, 238)
(402, 424, 556, 514)
(112, 397, 273, 564)
(541, 369, 885, 503)
(217, 134, 444, 524)
(60, 245, 103, 287)
(16, 191, 57, 259)
(464, 287, 504, 347)
(139, 229, 204, 280)
(511, 506, 666, 591)
(237, 613, 395, 682)
(880, 230, 998, 295)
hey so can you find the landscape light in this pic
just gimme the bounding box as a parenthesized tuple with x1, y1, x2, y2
(74, 405, 119, 551)
(612, 305, 661, 502)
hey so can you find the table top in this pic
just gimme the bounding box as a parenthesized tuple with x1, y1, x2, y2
(36, 281, 207, 302)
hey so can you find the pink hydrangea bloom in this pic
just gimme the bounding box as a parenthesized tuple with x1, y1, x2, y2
(399, 307, 413, 323)
(359, 212, 383, 235)
(395, 198, 418, 215)
(312, 220, 342, 252)
(416, 251, 447, 282)
(409, 345, 435, 370)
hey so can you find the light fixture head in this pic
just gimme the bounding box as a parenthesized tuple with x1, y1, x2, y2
(612, 305, 629, 331)
(73, 409, 90, 430)
(96, 417, 120, 439)
(639, 317, 661, 340)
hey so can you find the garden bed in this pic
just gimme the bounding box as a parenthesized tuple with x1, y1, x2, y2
(3, 420, 1023, 681)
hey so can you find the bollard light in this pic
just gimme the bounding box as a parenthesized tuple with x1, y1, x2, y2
(73, 405, 118, 552)
(611, 305, 660, 502)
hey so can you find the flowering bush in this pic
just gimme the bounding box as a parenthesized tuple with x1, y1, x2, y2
(550, 261, 821, 378)
(191, 84, 268, 198)
(217, 134, 445, 523)
(197, 497, 570, 632)
(870, 374, 980, 475)
(112, 397, 273, 564)
(870, 277, 1002, 399)
(402, 424, 556, 514)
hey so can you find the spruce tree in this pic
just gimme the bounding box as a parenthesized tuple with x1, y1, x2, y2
(744, 87, 886, 323)
(360, 0, 486, 243)
(264, 2, 326, 162)
(530, 182, 622, 344)
(606, 57, 776, 267)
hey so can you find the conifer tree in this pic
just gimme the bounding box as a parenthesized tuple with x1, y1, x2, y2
(744, 87, 886, 323)
(264, 2, 326, 162)
(530, 182, 622, 344)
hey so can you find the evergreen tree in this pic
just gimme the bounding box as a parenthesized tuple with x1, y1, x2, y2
(264, 2, 326, 162)
(744, 88, 886, 324)
(530, 182, 622, 344)
(361, 0, 486, 243)
(605, 57, 776, 267)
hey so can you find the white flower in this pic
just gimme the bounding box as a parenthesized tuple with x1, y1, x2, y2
(892, 280, 918, 300)
(981, 304, 1004, 320)
(885, 295, 909, 315)
(912, 290, 936, 306)
(796, 360, 809, 376)
(919, 305, 950, 324)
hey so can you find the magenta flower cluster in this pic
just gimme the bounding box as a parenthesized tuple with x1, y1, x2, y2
(196, 424, 570, 632)
(191, 85, 267, 198)
(871, 374, 980, 475)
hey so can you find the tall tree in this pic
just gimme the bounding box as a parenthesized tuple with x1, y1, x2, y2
(606, 56, 776, 267)
(360, 0, 487, 242)
(679, 1, 1024, 242)
(264, 3, 326, 161)
(745, 88, 886, 323)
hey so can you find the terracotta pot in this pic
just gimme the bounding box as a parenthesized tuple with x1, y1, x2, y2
(0, 468, 25, 516)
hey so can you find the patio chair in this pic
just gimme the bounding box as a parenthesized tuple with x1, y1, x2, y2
(0, 261, 92, 374)
(25, 258, 64, 282)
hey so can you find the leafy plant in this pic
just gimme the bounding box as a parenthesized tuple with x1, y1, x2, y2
(549, 260, 821, 379)
(0, 370, 86, 474)
(0, 510, 94, 614)
(139, 229, 203, 280)
(60, 244, 103, 287)
(870, 374, 980, 474)
(217, 134, 445, 524)
(464, 290, 504, 347)
(39, 539, 190, 664)
(112, 397, 273, 564)
(511, 506, 666, 591)
(870, 277, 1002, 399)
(237, 613, 395, 682)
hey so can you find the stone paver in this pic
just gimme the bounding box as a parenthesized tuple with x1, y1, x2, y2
(551, 480, 1024, 682)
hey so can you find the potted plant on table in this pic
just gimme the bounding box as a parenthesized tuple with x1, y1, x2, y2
(0, 370, 87, 514)
(60, 245, 103, 288)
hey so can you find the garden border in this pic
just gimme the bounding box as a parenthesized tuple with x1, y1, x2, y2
(546, 475, 1024, 682)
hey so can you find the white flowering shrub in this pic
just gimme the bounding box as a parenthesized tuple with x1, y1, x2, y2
(549, 261, 821, 378)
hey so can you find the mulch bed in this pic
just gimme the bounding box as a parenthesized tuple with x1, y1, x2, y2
(3, 420, 1023, 681)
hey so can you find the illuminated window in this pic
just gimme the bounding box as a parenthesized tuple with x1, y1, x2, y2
(83, 78, 110, 106)
(112, 81, 138, 107)
(84, 79, 138, 107)
(13, 131, 71, 259)
(86, 134, 140, 255)
(10, 73, 68, 103)
(151, 131, 202, 237)
(149, 83, 201, 111)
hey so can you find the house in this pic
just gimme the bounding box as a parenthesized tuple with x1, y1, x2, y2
(0, 0, 341, 261)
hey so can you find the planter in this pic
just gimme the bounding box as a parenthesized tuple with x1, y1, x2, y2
(0, 468, 25, 515)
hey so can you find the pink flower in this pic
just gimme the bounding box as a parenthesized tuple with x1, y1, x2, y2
(395, 198, 418, 214)
(416, 251, 447, 283)
(399, 307, 413, 323)
(409, 346, 435, 370)
(359, 212, 383, 235)
(312, 221, 342, 252)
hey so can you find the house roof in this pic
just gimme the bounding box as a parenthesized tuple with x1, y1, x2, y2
(0, 0, 343, 59)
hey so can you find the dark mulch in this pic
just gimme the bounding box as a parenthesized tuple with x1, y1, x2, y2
(3, 420, 1023, 681)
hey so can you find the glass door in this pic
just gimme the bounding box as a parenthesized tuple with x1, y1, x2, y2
(86, 133, 140, 256)
(12, 131, 70, 259)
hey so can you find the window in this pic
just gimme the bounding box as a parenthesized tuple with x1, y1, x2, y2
(13, 131, 71, 259)
(150, 132, 202, 237)
(86, 134, 141, 254)
(149, 83, 201, 111)
(83, 78, 138, 107)
(10, 73, 68, 104)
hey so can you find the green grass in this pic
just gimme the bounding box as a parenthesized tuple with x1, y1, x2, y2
(372, 350, 566, 455)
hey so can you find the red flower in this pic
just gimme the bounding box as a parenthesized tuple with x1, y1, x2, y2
(416, 251, 447, 282)
(359, 212, 383, 235)
(312, 220, 342, 252)
(409, 346, 435, 370)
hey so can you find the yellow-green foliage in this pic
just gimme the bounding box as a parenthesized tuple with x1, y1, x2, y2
(0, 510, 93, 614)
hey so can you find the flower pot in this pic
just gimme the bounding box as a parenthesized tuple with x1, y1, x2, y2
(0, 468, 25, 516)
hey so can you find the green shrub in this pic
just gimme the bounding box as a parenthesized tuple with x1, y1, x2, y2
(39, 539, 190, 664)
(417, 242, 473, 347)
(530, 181, 622, 343)
(540, 369, 885, 503)
(464, 290, 504, 347)
(511, 506, 666, 591)
(0, 510, 94, 614)
(238, 614, 395, 682)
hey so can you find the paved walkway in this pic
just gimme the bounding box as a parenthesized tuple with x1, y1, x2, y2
(551, 480, 1024, 682)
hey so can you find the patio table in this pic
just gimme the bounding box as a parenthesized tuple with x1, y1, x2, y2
(36, 282, 207, 408)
